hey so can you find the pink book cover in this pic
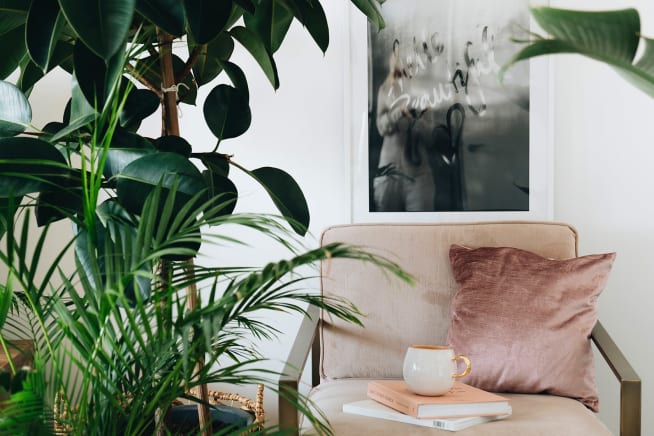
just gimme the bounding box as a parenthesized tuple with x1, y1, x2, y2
(367, 380, 511, 418)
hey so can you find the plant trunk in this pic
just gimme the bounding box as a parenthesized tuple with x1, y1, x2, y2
(157, 29, 212, 436)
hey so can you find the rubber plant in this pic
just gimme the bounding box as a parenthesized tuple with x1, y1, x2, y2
(0, 0, 392, 434)
(501, 6, 654, 97)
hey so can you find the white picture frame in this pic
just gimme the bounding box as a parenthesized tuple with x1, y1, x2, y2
(345, 0, 552, 223)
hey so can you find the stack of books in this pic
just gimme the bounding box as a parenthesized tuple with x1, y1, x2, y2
(342, 381, 512, 432)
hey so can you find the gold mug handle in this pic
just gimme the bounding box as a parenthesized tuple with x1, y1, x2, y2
(451, 354, 471, 378)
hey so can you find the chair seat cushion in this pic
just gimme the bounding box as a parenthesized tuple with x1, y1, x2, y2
(301, 379, 611, 436)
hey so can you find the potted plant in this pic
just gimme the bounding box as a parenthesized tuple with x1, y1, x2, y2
(0, 1, 409, 434)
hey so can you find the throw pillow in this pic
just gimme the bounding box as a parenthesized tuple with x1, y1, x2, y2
(446, 244, 616, 412)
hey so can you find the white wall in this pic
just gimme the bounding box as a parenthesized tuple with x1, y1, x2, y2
(23, 0, 652, 433)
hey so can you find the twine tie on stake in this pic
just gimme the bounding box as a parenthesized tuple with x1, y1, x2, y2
(161, 82, 190, 117)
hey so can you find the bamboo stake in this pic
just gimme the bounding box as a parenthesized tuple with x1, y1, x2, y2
(157, 29, 212, 436)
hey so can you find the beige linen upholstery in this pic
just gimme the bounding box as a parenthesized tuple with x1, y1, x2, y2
(299, 222, 616, 435)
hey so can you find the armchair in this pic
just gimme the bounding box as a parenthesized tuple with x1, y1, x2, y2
(278, 222, 641, 435)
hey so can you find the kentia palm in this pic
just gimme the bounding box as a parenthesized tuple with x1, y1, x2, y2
(0, 1, 402, 434)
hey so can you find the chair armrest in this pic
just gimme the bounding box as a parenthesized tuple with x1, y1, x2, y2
(591, 321, 641, 436)
(278, 305, 320, 434)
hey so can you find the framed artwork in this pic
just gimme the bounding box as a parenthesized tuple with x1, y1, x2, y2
(346, 0, 552, 223)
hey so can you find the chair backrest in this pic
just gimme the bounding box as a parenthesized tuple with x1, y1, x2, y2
(318, 221, 578, 381)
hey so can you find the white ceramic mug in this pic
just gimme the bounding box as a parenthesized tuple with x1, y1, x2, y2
(402, 345, 471, 396)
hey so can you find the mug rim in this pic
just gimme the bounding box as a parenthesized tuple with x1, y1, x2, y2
(409, 344, 451, 350)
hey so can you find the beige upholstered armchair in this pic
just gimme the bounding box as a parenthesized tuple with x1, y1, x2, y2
(277, 222, 641, 435)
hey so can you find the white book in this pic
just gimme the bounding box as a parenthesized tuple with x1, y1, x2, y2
(343, 399, 510, 432)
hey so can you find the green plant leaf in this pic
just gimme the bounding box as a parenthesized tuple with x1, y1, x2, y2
(251, 166, 309, 235)
(502, 7, 654, 98)
(233, 0, 255, 14)
(0, 195, 21, 240)
(202, 170, 237, 218)
(183, 0, 231, 44)
(230, 25, 279, 89)
(284, 0, 328, 53)
(0, 24, 27, 80)
(190, 32, 234, 86)
(104, 128, 155, 179)
(73, 41, 124, 110)
(199, 152, 230, 177)
(349, 0, 384, 31)
(0, 2, 28, 37)
(0, 137, 67, 196)
(203, 84, 251, 140)
(115, 152, 206, 217)
(0, 81, 31, 137)
(51, 73, 96, 141)
(135, 0, 186, 37)
(154, 135, 192, 157)
(244, 0, 293, 54)
(35, 187, 83, 226)
(120, 87, 160, 131)
(58, 0, 136, 61)
(26, 0, 64, 72)
(221, 61, 249, 100)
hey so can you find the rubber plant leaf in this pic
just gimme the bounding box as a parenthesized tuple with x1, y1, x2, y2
(58, 0, 136, 61)
(0, 1, 28, 37)
(203, 84, 251, 140)
(189, 32, 234, 86)
(183, 0, 231, 44)
(154, 135, 192, 157)
(230, 25, 279, 89)
(0, 137, 67, 197)
(243, 0, 293, 54)
(35, 186, 83, 226)
(51, 72, 96, 141)
(282, 0, 328, 53)
(119, 87, 160, 131)
(0, 24, 27, 80)
(104, 128, 155, 179)
(221, 61, 249, 100)
(0, 81, 31, 137)
(73, 41, 124, 110)
(251, 166, 309, 236)
(115, 152, 206, 217)
(26, 0, 64, 72)
(349, 0, 384, 31)
(502, 7, 654, 98)
(135, 0, 186, 37)
(233, 0, 255, 15)
(202, 170, 237, 219)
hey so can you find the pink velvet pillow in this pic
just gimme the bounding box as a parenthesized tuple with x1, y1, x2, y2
(446, 244, 615, 412)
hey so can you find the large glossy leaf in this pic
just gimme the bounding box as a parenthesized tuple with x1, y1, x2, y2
(233, 0, 255, 14)
(104, 128, 155, 179)
(284, 0, 328, 53)
(73, 42, 124, 109)
(198, 152, 229, 177)
(51, 73, 96, 141)
(251, 166, 309, 235)
(184, 0, 231, 44)
(35, 186, 83, 226)
(230, 26, 279, 89)
(350, 0, 384, 31)
(135, 54, 197, 105)
(115, 152, 206, 217)
(136, 0, 186, 37)
(0, 137, 67, 196)
(221, 61, 249, 100)
(0, 1, 28, 37)
(120, 87, 160, 131)
(203, 84, 251, 140)
(190, 32, 234, 86)
(244, 0, 293, 54)
(26, 0, 64, 72)
(58, 0, 136, 60)
(0, 81, 31, 137)
(202, 170, 237, 218)
(154, 135, 192, 157)
(0, 24, 27, 80)
(503, 7, 654, 98)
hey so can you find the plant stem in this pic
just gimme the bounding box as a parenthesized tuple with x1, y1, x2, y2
(176, 45, 203, 84)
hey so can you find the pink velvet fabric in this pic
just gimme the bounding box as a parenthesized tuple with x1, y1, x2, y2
(446, 245, 616, 412)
